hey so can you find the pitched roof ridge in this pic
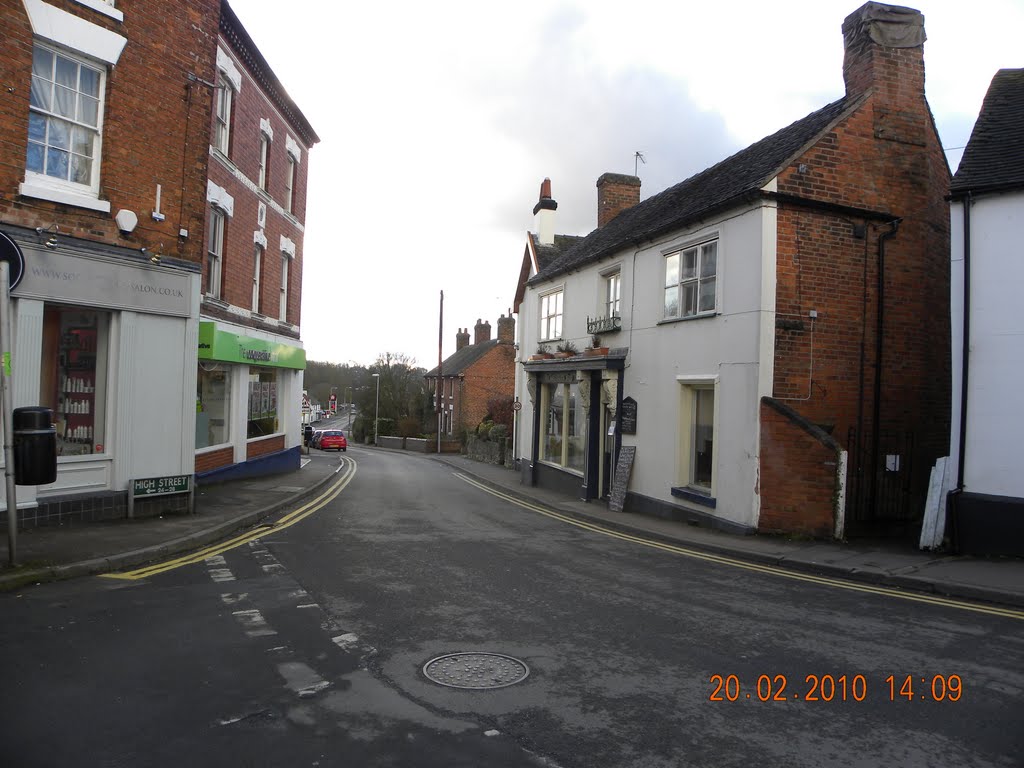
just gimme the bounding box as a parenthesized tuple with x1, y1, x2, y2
(532, 95, 856, 283)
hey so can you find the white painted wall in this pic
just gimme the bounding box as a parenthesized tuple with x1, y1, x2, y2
(950, 192, 1024, 498)
(516, 200, 774, 528)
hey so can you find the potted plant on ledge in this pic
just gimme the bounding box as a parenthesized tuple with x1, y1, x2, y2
(585, 334, 609, 356)
(529, 343, 553, 361)
(554, 340, 578, 358)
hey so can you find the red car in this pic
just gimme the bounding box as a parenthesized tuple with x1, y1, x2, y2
(319, 430, 347, 451)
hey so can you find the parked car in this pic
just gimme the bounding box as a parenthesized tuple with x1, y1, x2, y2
(310, 429, 324, 449)
(319, 430, 347, 451)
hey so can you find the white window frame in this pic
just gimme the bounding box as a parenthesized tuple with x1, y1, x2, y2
(206, 207, 226, 299)
(24, 43, 108, 209)
(258, 134, 270, 190)
(252, 243, 263, 313)
(605, 271, 621, 318)
(676, 376, 718, 495)
(539, 288, 563, 341)
(284, 155, 295, 213)
(214, 72, 233, 155)
(279, 252, 289, 321)
(664, 238, 718, 320)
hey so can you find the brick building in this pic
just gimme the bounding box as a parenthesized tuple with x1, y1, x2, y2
(0, 0, 220, 524)
(425, 316, 515, 439)
(195, 1, 319, 480)
(514, 2, 950, 540)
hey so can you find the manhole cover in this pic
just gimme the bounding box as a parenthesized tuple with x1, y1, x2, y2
(422, 653, 530, 690)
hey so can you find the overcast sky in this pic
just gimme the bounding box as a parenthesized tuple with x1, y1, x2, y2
(227, 0, 1023, 369)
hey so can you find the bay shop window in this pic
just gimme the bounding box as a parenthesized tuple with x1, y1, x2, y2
(540, 378, 585, 473)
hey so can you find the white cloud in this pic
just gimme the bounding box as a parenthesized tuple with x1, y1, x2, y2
(228, 0, 1024, 367)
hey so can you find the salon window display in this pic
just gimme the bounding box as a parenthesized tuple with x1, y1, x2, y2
(40, 306, 108, 456)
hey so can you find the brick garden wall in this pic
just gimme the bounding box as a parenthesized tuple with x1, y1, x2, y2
(759, 398, 843, 538)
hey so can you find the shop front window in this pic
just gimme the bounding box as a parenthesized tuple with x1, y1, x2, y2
(196, 365, 230, 449)
(247, 367, 279, 438)
(40, 305, 108, 456)
(540, 380, 585, 474)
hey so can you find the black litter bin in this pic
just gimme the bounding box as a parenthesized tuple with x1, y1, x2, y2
(13, 406, 57, 485)
(303, 424, 314, 447)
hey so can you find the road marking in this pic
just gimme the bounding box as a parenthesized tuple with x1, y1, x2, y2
(100, 458, 357, 580)
(454, 472, 1024, 622)
(232, 609, 276, 637)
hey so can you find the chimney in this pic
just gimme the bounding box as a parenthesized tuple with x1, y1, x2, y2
(497, 312, 515, 344)
(842, 3, 926, 102)
(597, 173, 641, 228)
(533, 178, 557, 246)
(474, 318, 491, 345)
(456, 327, 470, 351)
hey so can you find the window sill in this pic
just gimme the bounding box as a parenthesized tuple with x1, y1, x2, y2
(202, 295, 229, 309)
(19, 181, 111, 213)
(671, 486, 716, 508)
(657, 311, 718, 326)
(72, 0, 124, 22)
(196, 443, 232, 455)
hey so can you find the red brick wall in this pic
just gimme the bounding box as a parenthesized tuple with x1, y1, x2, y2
(0, 0, 219, 262)
(196, 446, 233, 474)
(770, 79, 951, 529)
(247, 435, 284, 459)
(205, 32, 312, 328)
(759, 398, 841, 538)
(457, 344, 515, 435)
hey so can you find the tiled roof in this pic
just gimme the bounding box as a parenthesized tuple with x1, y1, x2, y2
(424, 340, 499, 378)
(532, 96, 855, 283)
(531, 233, 585, 271)
(951, 69, 1024, 196)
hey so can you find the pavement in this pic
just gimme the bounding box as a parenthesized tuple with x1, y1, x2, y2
(2, 445, 1023, 610)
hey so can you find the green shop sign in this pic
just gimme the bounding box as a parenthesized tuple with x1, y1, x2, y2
(198, 322, 306, 370)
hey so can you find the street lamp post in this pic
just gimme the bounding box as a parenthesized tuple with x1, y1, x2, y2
(372, 373, 380, 445)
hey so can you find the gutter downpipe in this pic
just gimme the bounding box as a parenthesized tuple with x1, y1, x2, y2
(956, 193, 972, 490)
(870, 219, 901, 514)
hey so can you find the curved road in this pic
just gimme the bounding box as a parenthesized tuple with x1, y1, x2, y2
(1, 446, 1020, 767)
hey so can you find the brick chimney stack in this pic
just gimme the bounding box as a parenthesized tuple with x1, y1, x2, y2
(474, 319, 491, 345)
(497, 312, 515, 344)
(533, 178, 557, 246)
(597, 173, 641, 228)
(842, 3, 926, 103)
(456, 328, 470, 351)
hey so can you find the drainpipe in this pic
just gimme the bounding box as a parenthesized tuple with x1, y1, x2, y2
(870, 219, 901, 512)
(955, 193, 972, 490)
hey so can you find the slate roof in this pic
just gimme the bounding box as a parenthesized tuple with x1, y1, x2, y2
(532, 96, 857, 283)
(424, 340, 500, 378)
(531, 233, 585, 272)
(950, 69, 1024, 196)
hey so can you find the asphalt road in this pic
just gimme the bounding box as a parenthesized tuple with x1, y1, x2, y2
(1, 446, 1021, 767)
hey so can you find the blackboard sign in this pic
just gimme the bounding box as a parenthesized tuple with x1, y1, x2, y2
(620, 397, 637, 435)
(609, 446, 636, 513)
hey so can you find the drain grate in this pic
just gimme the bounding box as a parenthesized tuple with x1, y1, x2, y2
(422, 652, 530, 690)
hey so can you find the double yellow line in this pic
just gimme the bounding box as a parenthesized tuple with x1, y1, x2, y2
(454, 472, 1024, 621)
(102, 458, 357, 580)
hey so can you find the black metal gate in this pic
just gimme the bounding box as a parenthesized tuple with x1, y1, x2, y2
(845, 428, 927, 538)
